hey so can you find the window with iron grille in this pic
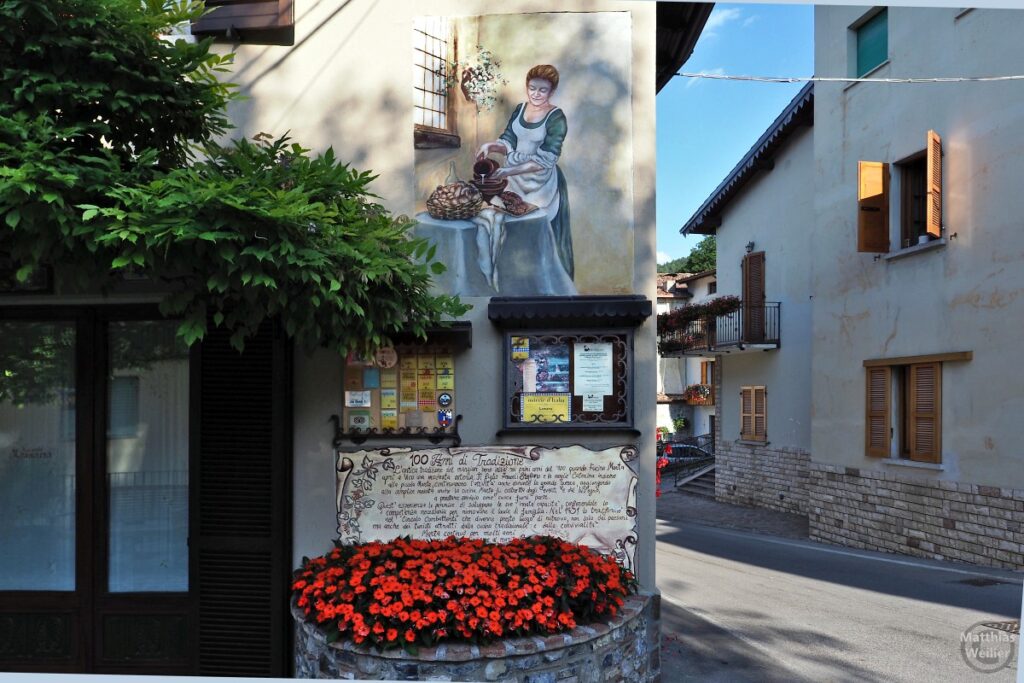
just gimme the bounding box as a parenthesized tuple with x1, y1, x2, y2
(413, 17, 460, 149)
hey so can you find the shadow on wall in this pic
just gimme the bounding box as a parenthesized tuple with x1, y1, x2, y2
(222, 0, 415, 208)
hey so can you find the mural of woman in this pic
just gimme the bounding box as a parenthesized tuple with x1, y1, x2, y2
(477, 64, 573, 280)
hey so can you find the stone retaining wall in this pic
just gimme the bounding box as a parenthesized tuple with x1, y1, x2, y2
(715, 441, 810, 515)
(809, 462, 1024, 570)
(294, 593, 661, 681)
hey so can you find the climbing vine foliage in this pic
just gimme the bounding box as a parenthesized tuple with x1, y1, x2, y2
(0, 0, 467, 354)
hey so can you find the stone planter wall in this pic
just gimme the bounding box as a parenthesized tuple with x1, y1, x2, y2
(294, 593, 661, 682)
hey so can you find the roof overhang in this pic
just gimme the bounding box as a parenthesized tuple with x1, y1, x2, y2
(681, 83, 814, 236)
(656, 3, 715, 93)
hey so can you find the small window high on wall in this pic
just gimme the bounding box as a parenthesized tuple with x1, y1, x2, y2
(852, 8, 888, 77)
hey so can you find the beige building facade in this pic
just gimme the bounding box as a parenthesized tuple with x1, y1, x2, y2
(676, 6, 1024, 569)
(809, 6, 1024, 569)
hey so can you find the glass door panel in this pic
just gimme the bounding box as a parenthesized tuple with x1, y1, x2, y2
(0, 321, 77, 591)
(106, 321, 189, 593)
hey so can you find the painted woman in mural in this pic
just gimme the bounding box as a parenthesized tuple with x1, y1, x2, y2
(477, 64, 573, 280)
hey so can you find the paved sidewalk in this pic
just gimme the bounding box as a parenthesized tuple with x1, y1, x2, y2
(656, 489, 812, 680)
(656, 487, 810, 540)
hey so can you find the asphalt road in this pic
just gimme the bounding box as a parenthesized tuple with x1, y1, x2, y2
(657, 518, 1022, 682)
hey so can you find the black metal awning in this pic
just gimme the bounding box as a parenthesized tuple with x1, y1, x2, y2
(392, 321, 472, 348)
(488, 296, 652, 329)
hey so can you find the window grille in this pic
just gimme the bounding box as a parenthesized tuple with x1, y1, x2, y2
(413, 17, 452, 131)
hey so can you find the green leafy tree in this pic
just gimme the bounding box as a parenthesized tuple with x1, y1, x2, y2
(0, 0, 467, 356)
(657, 255, 689, 273)
(657, 236, 716, 274)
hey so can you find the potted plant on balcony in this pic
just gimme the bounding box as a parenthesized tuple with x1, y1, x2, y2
(656, 297, 742, 354)
(683, 384, 713, 406)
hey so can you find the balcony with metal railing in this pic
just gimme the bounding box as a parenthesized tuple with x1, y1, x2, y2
(658, 301, 781, 356)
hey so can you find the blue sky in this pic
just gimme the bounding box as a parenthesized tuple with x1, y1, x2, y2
(656, 3, 815, 263)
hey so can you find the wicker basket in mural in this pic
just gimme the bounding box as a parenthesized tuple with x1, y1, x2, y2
(426, 182, 483, 220)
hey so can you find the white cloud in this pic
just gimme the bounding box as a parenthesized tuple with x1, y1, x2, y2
(703, 7, 744, 37)
(657, 251, 672, 264)
(743, 15, 758, 28)
(684, 67, 726, 88)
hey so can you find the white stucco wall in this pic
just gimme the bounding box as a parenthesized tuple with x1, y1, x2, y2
(656, 297, 686, 397)
(216, 0, 658, 588)
(712, 127, 815, 451)
(811, 7, 1024, 487)
(681, 274, 716, 437)
(655, 273, 716, 436)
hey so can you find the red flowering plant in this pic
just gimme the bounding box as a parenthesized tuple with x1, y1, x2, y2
(291, 536, 637, 652)
(656, 456, 669, 497)
(657, 296, 742, 354)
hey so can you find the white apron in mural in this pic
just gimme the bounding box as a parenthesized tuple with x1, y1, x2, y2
(472, 103, 574, 293)
(503, 104, 562, 211)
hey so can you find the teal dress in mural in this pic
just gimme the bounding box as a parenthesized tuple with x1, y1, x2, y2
(498, 103, 573, 280)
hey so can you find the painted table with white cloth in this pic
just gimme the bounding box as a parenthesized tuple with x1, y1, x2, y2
(413, 203, 576, 297)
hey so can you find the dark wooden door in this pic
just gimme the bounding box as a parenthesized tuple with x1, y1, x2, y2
(0, 310, 291, 676)
(0, 308, 193, 674)
(742, 252, 766, 343)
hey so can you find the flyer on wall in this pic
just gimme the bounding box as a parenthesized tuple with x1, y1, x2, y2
(573, 341, 613, 396)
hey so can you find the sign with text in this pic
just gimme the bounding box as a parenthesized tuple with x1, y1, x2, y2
(573, 342, 613, 396)
(336, 445, 639, 571)
(521, 393, 571, 423)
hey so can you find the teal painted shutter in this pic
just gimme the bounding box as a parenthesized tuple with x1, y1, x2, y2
(856, 9, 888, 77)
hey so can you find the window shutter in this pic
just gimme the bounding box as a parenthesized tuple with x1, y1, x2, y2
(700, 361, 708, 384)
(753, 386, 767, 440)
(740, 387, 754, 440)
(742, 252, 766, 343)
(857, 161, 890, 253)
(865, 366, 891, 457)
(193, 321, 291, 676)
(192, 0, 294, 44)
(908, 362, 941, 463)
(926, 130, 942, 239)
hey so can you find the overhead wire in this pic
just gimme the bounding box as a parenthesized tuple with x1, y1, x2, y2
(675, 72, 1024, 84)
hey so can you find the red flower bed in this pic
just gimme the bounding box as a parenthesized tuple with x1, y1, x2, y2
(292, 536, 637, 650)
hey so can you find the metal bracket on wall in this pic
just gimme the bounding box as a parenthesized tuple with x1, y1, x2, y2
(330, 414, 463, 448)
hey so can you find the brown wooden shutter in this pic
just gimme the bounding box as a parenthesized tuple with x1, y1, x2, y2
(926, 130, 942, 239)
(865, 366, 891, 457)
(858, 161, 890, 253)
(740, 387, 753, 440)
(908, 362, 941, 463)
(192, 0, 294, 44)
(753, 386, 767, 441)
(700, 361, 708, 384)
(193, 321, 292, 676)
